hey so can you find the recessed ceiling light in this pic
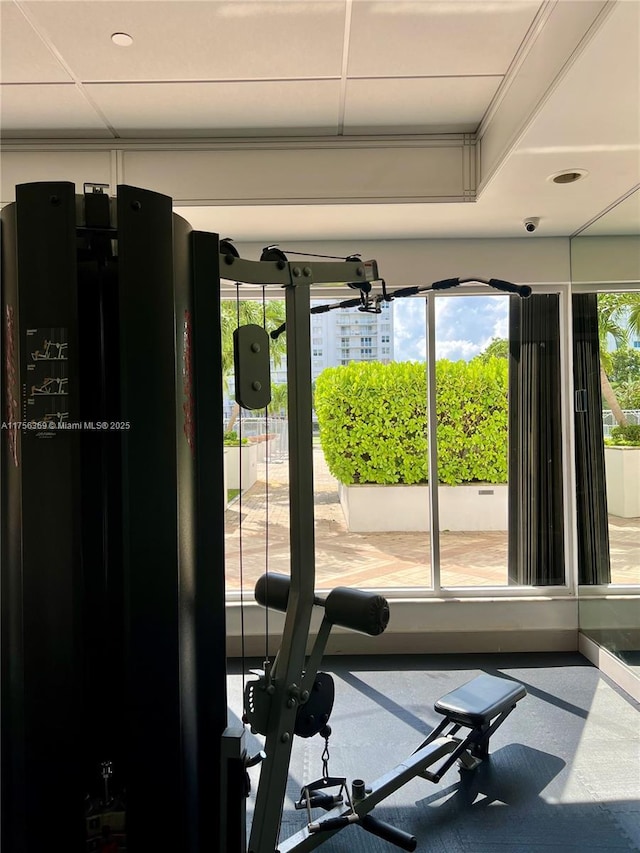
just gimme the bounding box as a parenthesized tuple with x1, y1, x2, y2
(111, 32, 133, 47)
(548, 169, 588, 185)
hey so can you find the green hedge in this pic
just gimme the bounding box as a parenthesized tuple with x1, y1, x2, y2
(315, 359, 509, 486)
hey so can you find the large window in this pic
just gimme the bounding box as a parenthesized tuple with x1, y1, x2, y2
(225, 290, 570, 596)
(313, 298, 432, 589)
(434, 294, 510, 587)
(573, 290, 640, 587)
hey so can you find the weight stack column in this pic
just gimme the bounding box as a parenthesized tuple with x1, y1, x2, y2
(1, 181, 85, 851)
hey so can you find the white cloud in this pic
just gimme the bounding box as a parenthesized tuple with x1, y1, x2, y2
(393, 301, 427, 361)
(393, 294, 509, 362)
(434, 299, 452, 321)
(492, 312, 509, 340)
(437, 339, 483, 361)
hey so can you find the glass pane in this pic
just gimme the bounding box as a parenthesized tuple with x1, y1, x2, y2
(223, 299, 290, 596)
(434, 294, 510, 587)
(599, 291, 640, 585)
(225, 297, 433, 595)
(314, 298, 431, 590)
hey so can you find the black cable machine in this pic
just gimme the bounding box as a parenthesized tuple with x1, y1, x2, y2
(2, 181, 529, 853)
(1, 182, 224, 852)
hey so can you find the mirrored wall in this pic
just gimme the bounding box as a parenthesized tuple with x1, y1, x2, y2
(571, 189, 640, 697)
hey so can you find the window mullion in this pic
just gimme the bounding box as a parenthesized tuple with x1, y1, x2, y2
(426, 294, 441, 593)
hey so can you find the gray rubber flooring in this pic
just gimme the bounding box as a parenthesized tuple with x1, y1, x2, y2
(228, 653, 640, 852)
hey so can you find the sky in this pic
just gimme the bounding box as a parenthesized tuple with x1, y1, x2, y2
(393, 294, 510, 362)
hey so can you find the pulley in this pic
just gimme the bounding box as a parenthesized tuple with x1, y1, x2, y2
(294, 672, 335, 739)
(220, 237, 239, 258)
(233, 323, 271, 410)
(243, 670, 335, 739)
(260, 245, 288, 264)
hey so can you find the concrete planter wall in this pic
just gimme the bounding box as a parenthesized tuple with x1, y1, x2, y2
(225, 443, 258, 491)
(604, 446, 640, 518)
(247, 434, 277, 462)
(338, 482, 508, 533)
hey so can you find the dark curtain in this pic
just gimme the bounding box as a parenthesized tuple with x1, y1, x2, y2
(572, 294, 611, 584)
(508, 294, 565, 585)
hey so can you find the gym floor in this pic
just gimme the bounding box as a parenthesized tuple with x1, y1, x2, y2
(229, 653, 640, 852)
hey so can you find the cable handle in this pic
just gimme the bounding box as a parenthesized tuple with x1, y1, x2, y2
(433, 277, 531, 297)
(309, 815, 357, 833)
(488, 278, 532, 297)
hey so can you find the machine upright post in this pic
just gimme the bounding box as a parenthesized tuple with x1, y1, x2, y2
(248, 278, 317, 853)
(189, 230, 229, 848)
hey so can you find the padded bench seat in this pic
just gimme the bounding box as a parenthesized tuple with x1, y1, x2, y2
(434, 673, 526, 727)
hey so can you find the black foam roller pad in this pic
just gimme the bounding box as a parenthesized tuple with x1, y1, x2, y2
(324, 587, 390, 636)
(254, 573, 291, 613)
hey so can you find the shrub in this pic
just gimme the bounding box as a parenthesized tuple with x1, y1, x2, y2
(435, 358, 509, 485)
(607, 424, 640, 446)
(223, 430, 248, 446)
(315, 361, 428, 485)
(315, 358, 509, 486)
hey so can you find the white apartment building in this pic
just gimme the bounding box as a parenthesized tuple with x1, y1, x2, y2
(310, 299, 394, 381)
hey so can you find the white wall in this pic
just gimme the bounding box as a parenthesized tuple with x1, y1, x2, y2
(571, 235, 640, 285)
(235, 236, 572, 289)
(226, 598, 579, 657)
(1, 149, 113, 201)
(1, 140, 472, 207)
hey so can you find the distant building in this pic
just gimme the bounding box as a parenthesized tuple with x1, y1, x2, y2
(309, 299, 394, 380)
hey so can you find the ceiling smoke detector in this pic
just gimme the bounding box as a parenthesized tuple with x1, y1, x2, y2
(549, 169, 588, 185)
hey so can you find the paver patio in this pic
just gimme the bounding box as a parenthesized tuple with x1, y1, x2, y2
(225, 449, 639, 591)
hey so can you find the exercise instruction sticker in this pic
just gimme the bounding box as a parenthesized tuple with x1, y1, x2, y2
(24, 327, 69, 438)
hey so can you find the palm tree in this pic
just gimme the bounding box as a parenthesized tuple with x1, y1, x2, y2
(269, 381, 288, 417)
(598, 292, 640, 426)
(221, 299, 287, 431)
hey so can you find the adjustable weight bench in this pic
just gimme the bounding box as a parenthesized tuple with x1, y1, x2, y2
(282, 673, 526, 852)
(415, 672, 527, 780)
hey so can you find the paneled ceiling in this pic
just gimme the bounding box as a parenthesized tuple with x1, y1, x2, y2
(1, 0, 639, 240)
